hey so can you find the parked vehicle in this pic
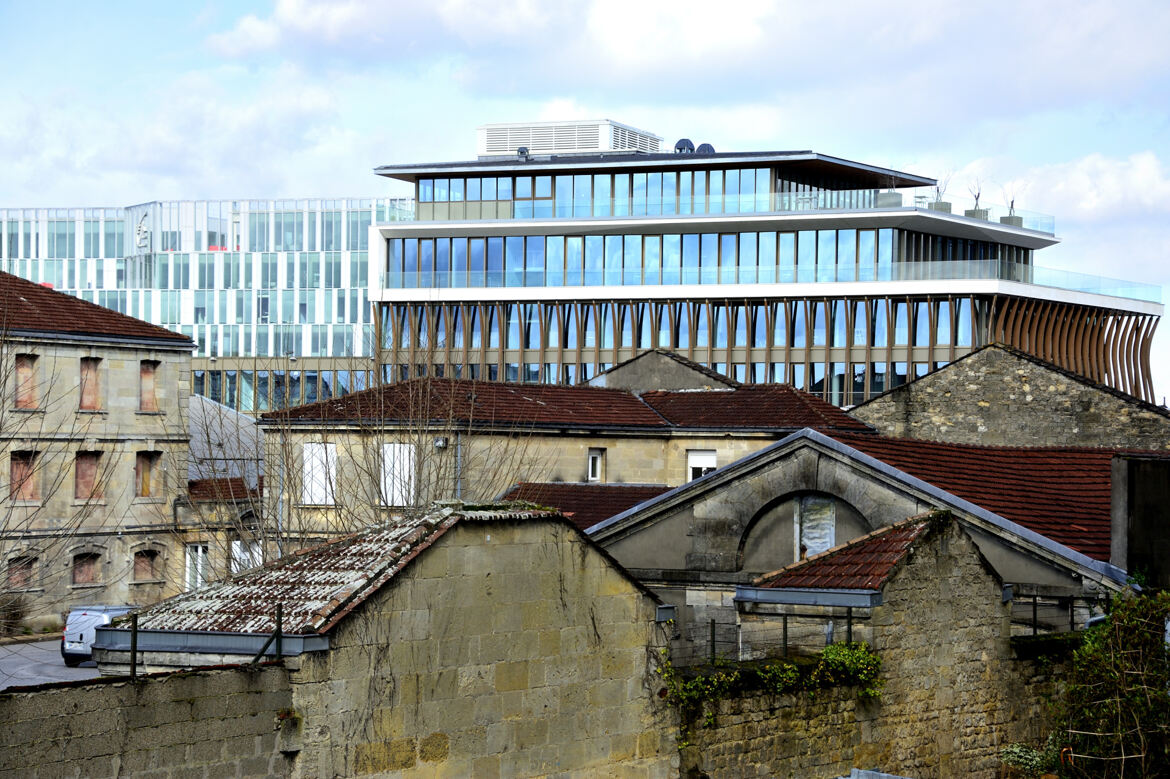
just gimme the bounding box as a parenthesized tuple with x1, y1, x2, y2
(61, 606, 134, 667)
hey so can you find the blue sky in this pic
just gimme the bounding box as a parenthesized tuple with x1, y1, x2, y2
(3, 0, 1169, 397)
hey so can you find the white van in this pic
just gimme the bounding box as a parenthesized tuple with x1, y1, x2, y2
(61, 606, 134, 667)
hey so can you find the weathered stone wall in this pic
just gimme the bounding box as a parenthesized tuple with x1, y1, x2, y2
(0, 665, 293, 778)
(289, 520, 678, 777)
(686, 521, 1059, 778)
(272, 425, 781, 534)
(1, 333, 191, 624)
(853, 346, 1170, 449)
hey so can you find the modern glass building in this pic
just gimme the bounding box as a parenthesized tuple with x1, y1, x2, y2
(371, 121, 1162, 404)
(0, 198, 412, 412)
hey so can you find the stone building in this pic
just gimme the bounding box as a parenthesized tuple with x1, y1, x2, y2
(590, 427, 1143, 662)
(851, 343, 1170, 449)
(0, 271, 193, 624)
(94, 503, 677, 777)
(688, 511, 1056, 778)
(254, 374, 871, 547)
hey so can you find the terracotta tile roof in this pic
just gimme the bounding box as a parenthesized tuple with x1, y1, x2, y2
(828, 432, 1158, 561)
(187, 477, 261, 503)
(755, 516, 934, 590)
(135, 503, 563, 635)
(263, 377, 670, 429)
(640, 385, 873, 432)
(0, 271, 191, 344)
(500, 482, 673, 531)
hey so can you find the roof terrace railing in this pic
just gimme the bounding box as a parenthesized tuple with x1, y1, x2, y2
(382, 258, 1161, 304)
(390, 186, 1056, 235)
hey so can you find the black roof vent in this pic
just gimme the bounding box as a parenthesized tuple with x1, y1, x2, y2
(517, 146, 530, 160)
(674, 138, 695, 154)
(696, 143, 716, 154)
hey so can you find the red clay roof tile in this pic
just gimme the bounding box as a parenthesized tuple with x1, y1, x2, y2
(0, 271, 192, 344)
(640, 385, 871, 432)
(756, 517, 933, 590)
(264, 377, 670, 428)
(501, 482, 673, 531)
(829, 432, 1144, 561)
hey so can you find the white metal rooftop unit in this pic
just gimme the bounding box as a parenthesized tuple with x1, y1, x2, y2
(476, 119, 662, 158)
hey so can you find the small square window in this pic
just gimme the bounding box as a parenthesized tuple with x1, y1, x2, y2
(6, 556, 35, 589)
(133, 550, 159, 581)
(687, 450, 717, 482)
(71, 553, 100, 585)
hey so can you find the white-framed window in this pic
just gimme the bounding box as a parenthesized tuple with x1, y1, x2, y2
(381, 442, 416, 506)
(687, 449, 717, 481)
(587, 448, 605, 482)
(230, 540, 263, 574)
(185, 543, 209, 591)
(302, 442, 337, 505)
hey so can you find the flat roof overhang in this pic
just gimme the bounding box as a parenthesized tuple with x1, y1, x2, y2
(374, 151, 935, 190)
(368, 277, 1161, 316)
(375, 208, 1059, 249)
(735, 586, 883, 608)
(94, 625, 330, 657)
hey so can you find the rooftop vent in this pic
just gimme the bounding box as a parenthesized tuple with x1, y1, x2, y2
(517, 146, 531, 160)
(674, 138, 695, 154)
(477, 120, 662, 157)
(696, 142, 716, 154)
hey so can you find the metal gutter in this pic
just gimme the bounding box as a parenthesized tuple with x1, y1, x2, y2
(735, 586, 882, 608)
(94, 626, 330, 657)
(6, 329, 194, 349)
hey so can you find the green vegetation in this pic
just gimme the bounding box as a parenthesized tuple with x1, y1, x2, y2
(1001, 591, 1170, 778)
(657, 641, 882, 735)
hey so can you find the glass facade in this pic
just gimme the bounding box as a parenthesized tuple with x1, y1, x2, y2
(0, 198, 411, 411)
(375, 151, 1157, 404)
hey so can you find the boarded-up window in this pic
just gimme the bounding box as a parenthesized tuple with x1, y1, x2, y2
(80, 357, 101, 410)
(71, 553, 100, 585)
(302, 442, 337, 505)
(133, 550, 159, 581)
(795, 495, 836, 560)
(74, 452, 102, 500)
(14, 354, 37, 409)
(381, 442, 416, 506)
(6, 556, 35, 589)
(135, 451, 160, 497)
(9, 451, 38, 501)
(139, 360, 159, 412)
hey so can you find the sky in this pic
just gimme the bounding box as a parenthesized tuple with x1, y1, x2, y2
(2, 0, 1169, 399)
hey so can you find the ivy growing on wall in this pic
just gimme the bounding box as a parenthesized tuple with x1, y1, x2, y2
(657, 640, 883, 738)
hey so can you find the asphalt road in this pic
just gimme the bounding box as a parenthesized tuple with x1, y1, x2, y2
(0, 640, 101, 690)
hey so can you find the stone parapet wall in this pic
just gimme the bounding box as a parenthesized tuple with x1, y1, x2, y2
(853, 346, 1170, 449)
(0, 665, 293, 778)
(289, 520, 679, 778)
(684, 521, 1061, 778)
